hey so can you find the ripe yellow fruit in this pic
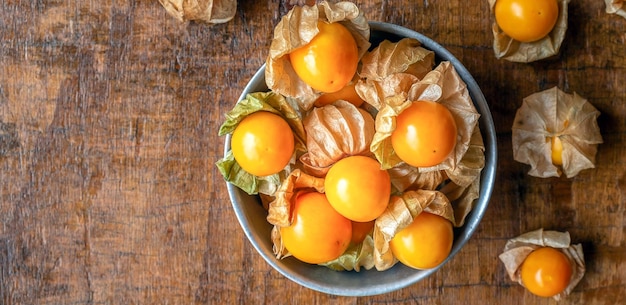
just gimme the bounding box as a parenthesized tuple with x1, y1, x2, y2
(551, 136, 563, 166)
(520, 247, 572, 297)
(389, 212, 453, 270)
(289, 21, 359, 93)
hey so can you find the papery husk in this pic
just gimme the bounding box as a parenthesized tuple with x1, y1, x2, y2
(356, 38, 435, 110)
(387, 163, 448, 193)
(158, 0, 237, 24)
(489, 0, 570, 62)
(265, 1, 371, 110)
(498, 229, 586, 301)
(259, 193, 275, 210)
(360, 38, 435, 81)
(216, 92, 306, 195)
(373, 191, 455, 271)
(605, 0, 626, 18)
(441, 125, 485, 227)
(371, 61, 481, 172)
(440, 178, 480, 228)
(512, 87, 603, 178)
(299, 100, 376, 177)
(322, 234, 376, 272)
(446, 125, 485, 188)
(267, 169, 325, 259)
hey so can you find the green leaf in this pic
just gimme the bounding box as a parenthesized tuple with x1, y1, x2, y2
(215, 151, 260, 195)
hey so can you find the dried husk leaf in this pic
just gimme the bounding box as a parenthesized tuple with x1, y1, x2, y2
(387, 163, 448, 193)
(512, 87, 603, 178)
(371, 61, 481, 172)
(373, 191, 455, 271)
(498, 229, 586, 301)
(299, 100, 376, 177)
(446, 125, 485, 188)
(355, 74, 415, 112)
(356, 38, 435, 110)
(259, 193, 275, 210)
(216, 92, 306, 195)
(158, 0, 237, 24)
(267, 169, 325, 259)
(359, 38, 435, 82)
(489, 0, 570, 62)
(441, 125, 485, 227)
(267, 169, 325, 227)
(605, 0, 626, 18)
(441, 178, 479, 228)
(265, 1, 371, 111)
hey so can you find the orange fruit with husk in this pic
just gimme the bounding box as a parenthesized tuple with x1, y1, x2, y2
(324, 156, 391, 222)
(231, 111, 295, 176)
(520, 247, 572, 297)
(280, 192, 352, 264)
(389, 211, 454, 270)
(289, 21, 359, 93)
(391, 101, 458, 168)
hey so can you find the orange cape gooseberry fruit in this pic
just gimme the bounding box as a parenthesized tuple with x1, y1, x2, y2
(314, 82, 364, 108)
(389, 211, 454, 270)
(350, 220, 375, 245)
(520, 247, 573, 297)
(551, 136, 564, 166)
(391, 101, 458, 168)
(289, 21, 359, 93)
(494, 0, 559, 43)
(280, 192, 352, 264)
(230, 111, 294, 177)
(324, 156, 391, 222)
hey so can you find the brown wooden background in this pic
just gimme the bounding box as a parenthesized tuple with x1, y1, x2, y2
(1, 0, 625, 304)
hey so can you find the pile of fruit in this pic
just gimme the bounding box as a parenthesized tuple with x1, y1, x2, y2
(217, 1, 484, 272)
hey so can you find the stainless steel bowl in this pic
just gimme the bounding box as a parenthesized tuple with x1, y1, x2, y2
(224, 21, 497, 297)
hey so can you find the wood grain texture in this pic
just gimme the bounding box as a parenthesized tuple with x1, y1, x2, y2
(1, 0, 625, 304)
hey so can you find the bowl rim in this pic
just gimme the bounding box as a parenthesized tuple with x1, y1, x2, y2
(224, 21, 497, 297)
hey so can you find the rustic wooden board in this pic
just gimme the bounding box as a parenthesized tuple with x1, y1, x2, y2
(1, 1, 625, 304)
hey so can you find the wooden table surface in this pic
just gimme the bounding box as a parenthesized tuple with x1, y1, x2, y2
(1, 1, 625, 304)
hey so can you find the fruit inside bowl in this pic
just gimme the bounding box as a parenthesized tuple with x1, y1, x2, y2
(219, 16, 497, 297)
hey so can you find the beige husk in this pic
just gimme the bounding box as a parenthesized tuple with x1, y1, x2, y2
(387, 163, 448, 193)
(373, 191, 455, 271)
(512, 87, 603, 178)
(605, 0, 626, 18)
(267, 169, 325, 228)
(498, 229, 586, 301)
(488, 0, 570, 62)
(370, 61, 481, 172)
(300, 100, 376, 177)
(265, 1, 371, 111)
(355, 38, 435, 110)
(158, 0, 237, 24)
(441, 125, 485, 227)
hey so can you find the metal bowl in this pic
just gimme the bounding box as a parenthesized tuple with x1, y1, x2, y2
(224, 21, 497, 297)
